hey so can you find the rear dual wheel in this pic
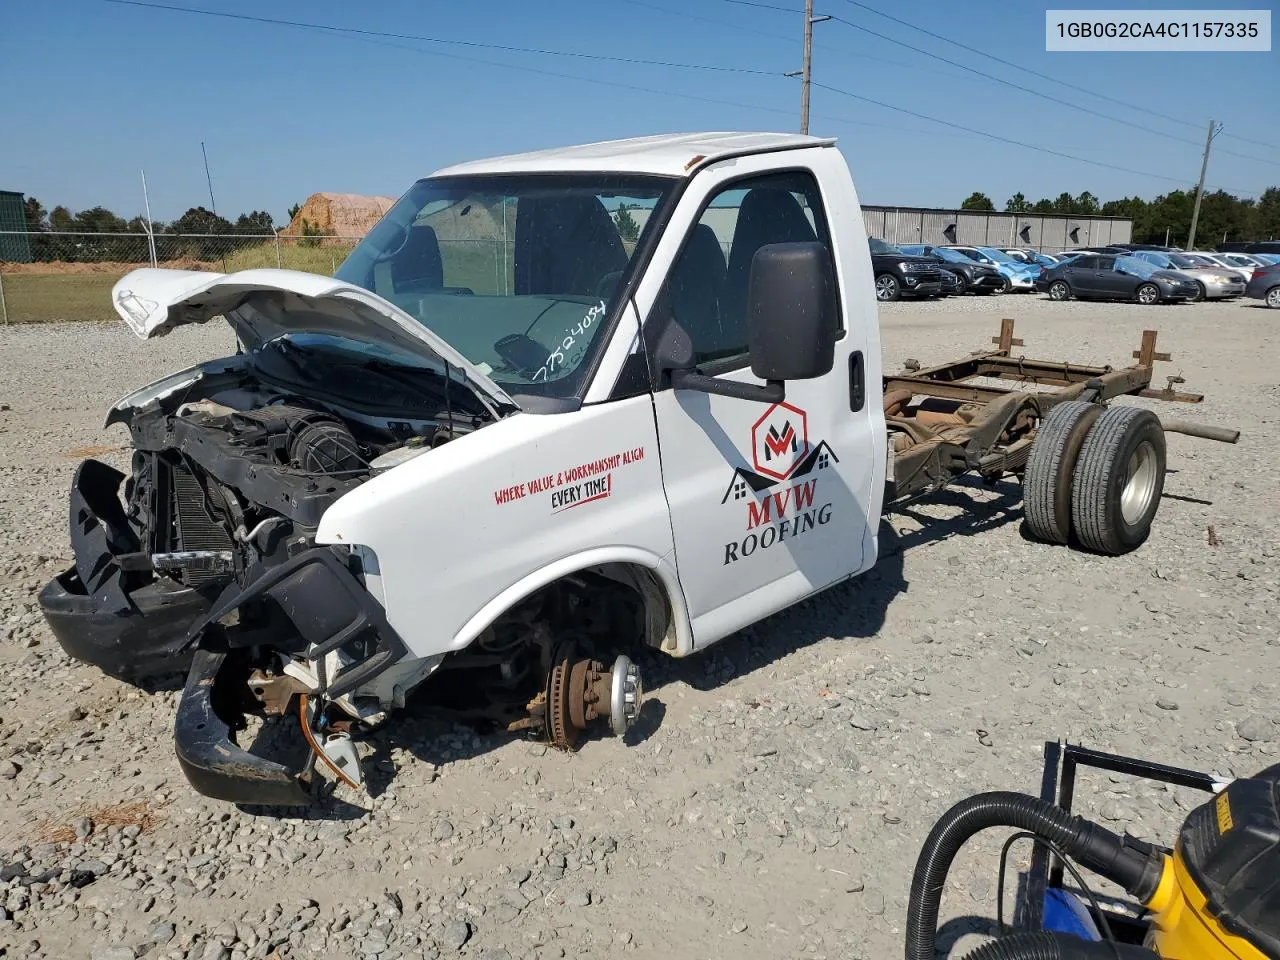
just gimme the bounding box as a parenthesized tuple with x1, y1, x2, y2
(1024, 404, 1166, 554)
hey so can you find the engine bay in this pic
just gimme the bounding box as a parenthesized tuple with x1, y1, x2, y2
(116, 341, 495, 595)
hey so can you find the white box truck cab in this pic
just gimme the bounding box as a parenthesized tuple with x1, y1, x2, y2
(41, 133, 1206, 804)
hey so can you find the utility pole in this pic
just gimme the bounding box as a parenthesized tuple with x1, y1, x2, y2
(790, 0, 830, 135)
(1187, 119, 1223, 250)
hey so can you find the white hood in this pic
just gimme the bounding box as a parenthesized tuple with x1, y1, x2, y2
(110, 268, 517, 412)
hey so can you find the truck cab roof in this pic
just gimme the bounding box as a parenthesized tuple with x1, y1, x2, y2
(431, 132, 837, 179)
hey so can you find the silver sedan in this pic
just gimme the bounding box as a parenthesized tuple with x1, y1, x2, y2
(1129, 251, 1247, 299)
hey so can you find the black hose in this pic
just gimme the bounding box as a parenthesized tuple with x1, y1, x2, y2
(904, 792, 1162, 960)
(960, 932, 1158, 960)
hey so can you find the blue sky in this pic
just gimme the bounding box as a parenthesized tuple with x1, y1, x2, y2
(2, 0, 1277, 223)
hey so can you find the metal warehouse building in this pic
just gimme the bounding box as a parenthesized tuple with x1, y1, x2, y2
(0, 190, 32, 262)
(862, 206, 1132, 253)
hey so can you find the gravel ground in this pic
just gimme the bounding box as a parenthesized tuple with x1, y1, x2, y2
(0, 294, 1276, 960)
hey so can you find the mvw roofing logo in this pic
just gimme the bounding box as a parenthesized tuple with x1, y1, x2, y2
(720, 401, 840, 566)
(723, 401, 839, 504)
(753, 401, 808, 481)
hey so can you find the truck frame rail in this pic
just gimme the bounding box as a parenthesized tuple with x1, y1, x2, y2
(884, 318, 1236, 503)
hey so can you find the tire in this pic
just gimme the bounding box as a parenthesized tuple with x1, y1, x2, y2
(997, 276, 1012, 294)
(1023, 400, 1103, 545)
(952, 274, 968, 295)
(1266, 285, 1280, 308)
(1048, 280, 1071, 301)
(1192, 281, 1206, 302)
(875, 274, 901, 302)
(1136, 283, 1160, 305)
(1070, 406, 1166, 555)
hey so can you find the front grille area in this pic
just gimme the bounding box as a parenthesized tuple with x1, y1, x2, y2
(171, 464, 233, 586)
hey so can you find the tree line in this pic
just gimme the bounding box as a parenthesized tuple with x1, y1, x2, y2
(958, 186, 1280, 246)
(19, 198, 283, 261)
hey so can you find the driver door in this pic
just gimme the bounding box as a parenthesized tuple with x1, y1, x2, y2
(637, 155, 881, 648)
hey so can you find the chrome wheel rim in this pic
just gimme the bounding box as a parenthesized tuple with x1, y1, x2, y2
(1138, 285, 1158, 304)
(1050, 282, 1067, 300)
(1267, 287, 1280, 308)
(875, 276, 897, 300)
(1121, 439, 1159, 525)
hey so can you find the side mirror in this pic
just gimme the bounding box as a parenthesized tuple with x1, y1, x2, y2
(663, 241, 838, 405)
(747, 242, 837, 382)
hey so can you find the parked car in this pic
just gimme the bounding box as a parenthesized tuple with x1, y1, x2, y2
(867, 238, 945, 301)
(1036, 254, 1200, 304)
(1128, 251, 1246, 299)
(1219, 241, 1280, 255)
(898, 244, 1006, 294)
(1001, 248, 1061, 268)
(1108, 243, 1181, 253)
(1246, 262, 1280, 308)
(942, 245, 1040, 291)
(1216, 252, 1273, 276)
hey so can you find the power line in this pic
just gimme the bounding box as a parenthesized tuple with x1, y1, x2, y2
(615, 0, 946, 77)
(103, 0, 782, 76)
(103, 0, 1261, 196)
(810, 80, 1256, 195)
(835, 0, 1280, 154)
(107, 0, 946, 141)
(721, 0, 1278, 166)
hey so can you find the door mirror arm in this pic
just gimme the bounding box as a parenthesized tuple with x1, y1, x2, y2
(671, 369, 784, 404)
(653, 320, 785, 404)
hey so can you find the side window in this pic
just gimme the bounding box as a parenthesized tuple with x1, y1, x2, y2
(1096, 256, 1116, 271)
(1072, 256, 1096, 270)
(662, 171, 834, 372)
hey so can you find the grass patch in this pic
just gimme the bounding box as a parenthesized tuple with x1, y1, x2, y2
(1, 272, 123, 323)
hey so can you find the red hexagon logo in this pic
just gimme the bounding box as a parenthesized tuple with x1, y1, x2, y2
(751, 401, 809, 481)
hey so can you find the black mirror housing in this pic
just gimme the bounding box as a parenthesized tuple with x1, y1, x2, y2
(747, 242, 838, 383)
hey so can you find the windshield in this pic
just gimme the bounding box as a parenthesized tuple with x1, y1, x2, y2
(934, 247, 976, 265)
(1256, 254, 1280, 264)
(869, 238, 904, 255)
(334, 173, 675, 400)
(1115, 255, 1158, 279)
(1168, 254, 1209, 268)
(976, 247, 1021, 265)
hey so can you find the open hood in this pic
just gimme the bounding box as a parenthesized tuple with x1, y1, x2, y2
(111, 268, 517, 413)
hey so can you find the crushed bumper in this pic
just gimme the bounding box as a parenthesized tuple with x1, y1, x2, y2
(38, 458, 211, 679)
(39, 569, 208, 679)
(175, 649, 312, 806)
(174, 548, 409, 804)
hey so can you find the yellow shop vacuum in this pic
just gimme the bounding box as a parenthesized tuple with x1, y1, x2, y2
(904, 742, 1280, 960)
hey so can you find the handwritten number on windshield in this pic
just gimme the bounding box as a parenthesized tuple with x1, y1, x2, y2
(531, 300, 606, 383)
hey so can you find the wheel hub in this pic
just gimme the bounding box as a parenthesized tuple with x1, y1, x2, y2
(544, 651, 643, 749)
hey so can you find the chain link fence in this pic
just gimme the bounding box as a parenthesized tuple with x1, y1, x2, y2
(0, 231, 363, 323)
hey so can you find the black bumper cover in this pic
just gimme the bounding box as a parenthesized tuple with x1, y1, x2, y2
(39, 569, 208, 680)
(174, 548, 408, 805)
(38, 459, 210, 679)
(175, 648, 313, 806)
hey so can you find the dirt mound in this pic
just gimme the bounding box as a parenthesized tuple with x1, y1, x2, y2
(280, 192, 397, 239)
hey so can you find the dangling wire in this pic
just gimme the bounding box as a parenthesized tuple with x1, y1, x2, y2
(996, 830, 1121, 959)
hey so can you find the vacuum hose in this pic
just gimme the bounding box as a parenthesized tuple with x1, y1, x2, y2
(960, 932, 1159, 960)
(905, 792, 1164, 960)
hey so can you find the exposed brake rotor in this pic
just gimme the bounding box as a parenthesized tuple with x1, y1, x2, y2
(544, 650, 643, 750)
(547, 655, 576, 750)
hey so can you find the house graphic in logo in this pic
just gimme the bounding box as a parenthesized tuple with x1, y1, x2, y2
(721, 401, 840, 505)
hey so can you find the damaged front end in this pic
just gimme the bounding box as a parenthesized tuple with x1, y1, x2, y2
(174, 548, 415, 805)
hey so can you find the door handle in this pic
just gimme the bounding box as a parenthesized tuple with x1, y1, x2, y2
(849, 350, 865, 413)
